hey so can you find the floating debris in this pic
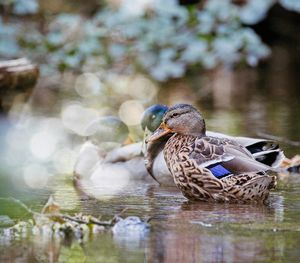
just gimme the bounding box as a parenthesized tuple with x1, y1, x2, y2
(112, 216, 150, 249)
(0, 196, 147, 243)
(112, 216, 150, 235)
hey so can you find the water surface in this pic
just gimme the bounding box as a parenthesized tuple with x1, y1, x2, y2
(0, 43, 300, 262)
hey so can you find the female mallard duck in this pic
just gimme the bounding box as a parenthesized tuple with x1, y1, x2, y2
(147, 104, 277, 202)
(142, 104, 284, 185)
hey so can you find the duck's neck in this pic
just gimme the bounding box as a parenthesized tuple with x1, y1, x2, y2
(187, 130, 206, 137)
(179, 127, 206, 137)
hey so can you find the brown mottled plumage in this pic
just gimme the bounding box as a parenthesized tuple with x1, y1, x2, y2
(147, 104, 276, 203)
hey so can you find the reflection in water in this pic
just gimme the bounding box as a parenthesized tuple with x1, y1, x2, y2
(1, 182, 300, 262)
(147, 193, 286, 263)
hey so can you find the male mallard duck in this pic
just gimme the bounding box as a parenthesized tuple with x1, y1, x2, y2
(73, 116, 151, 196)
(142, 104, 284, 185)
(147, 104, 277, 202)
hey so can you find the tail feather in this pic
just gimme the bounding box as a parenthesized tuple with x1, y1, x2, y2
(252, 149, 285, 168)
(207, 133, 285, 168)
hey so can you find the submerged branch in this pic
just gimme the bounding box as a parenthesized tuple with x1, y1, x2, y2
(0, 197, 127, 227)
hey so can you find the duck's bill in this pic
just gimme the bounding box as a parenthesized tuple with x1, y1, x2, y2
(146, 125, 172, 143)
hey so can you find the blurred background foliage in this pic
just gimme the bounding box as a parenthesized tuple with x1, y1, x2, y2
(0, 0, 299, 81)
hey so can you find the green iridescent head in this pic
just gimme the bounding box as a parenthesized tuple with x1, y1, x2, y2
(141, 104, 168, 132)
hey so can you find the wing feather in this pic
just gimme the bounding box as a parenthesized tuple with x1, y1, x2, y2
(189, 137, 271, 177)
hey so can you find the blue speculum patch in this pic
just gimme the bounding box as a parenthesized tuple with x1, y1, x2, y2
(208, 164, 231, 179)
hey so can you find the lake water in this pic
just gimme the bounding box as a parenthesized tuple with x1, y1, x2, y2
(1, 179, 300, 262)
(0, 43, 300, 262)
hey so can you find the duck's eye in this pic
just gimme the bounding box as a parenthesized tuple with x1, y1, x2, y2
(172, 113, 179, 117)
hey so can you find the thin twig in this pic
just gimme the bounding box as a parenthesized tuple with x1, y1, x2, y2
(256, 132, 300, 146)
(145, 216, 154, 223)
(0, 197, 39, 216)
(55, 214, 113, 226)
(89, 216, 113, 226)
(58, 215, 89, 225)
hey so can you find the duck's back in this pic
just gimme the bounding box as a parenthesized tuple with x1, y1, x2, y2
(165, 134, 270, 176)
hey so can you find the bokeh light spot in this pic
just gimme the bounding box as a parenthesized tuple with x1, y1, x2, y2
(30, 131, 58, 160)
(23, 164, 50, 189)
(52, 148, 77, 174)
(128, 75, 157, 100)
(118, 100, 144, 126)
(61, 103, 99, 136)
(74, 73, 102, 97)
